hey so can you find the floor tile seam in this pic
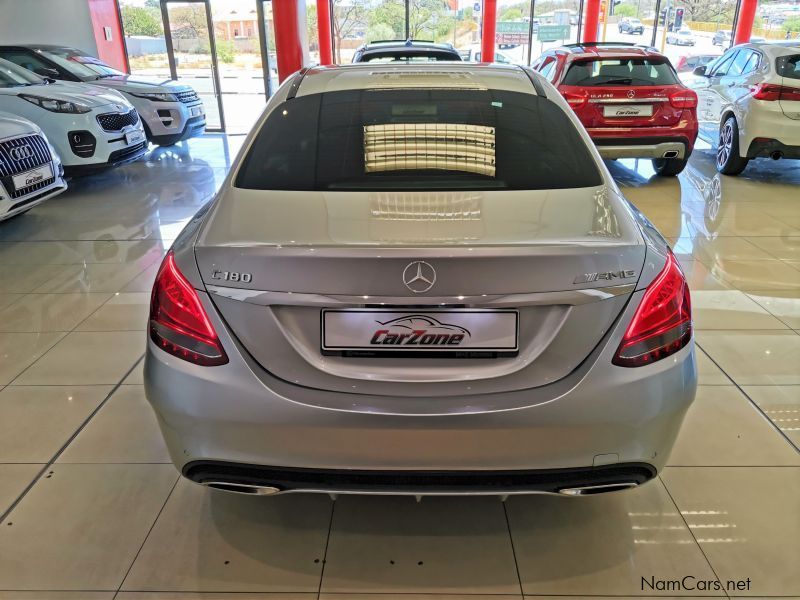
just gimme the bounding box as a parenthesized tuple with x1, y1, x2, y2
(0, 355, 145, 525)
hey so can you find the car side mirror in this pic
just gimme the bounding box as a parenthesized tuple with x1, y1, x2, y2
(34, 67, 59, 78)
(693, 65, 708, 77)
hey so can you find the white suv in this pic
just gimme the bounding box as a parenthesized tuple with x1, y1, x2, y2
(688, 42, 800, 175)
(0, 58, 147, 174)
(0, 111, 67, 221)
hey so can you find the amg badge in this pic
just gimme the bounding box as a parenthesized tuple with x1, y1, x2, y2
(574, 270, 637, 284)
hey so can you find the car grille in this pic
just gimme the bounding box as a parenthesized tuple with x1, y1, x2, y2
(0, 134, 56, 200)
(175, 89, 200, 104)
(108, 141, 147, 165)
(96, 109, 140, 132)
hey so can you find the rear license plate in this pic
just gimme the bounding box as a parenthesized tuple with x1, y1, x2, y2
(603, 104, 653, 117)
(322, 309, 519, 356)
(12, 163, 53, 191)
(125, 129, 145, 145)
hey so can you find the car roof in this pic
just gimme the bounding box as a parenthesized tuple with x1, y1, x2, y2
(550, 43, 666, 60)
(739, 41, 800, 55)
(293, 63, 541, 98)
(358, 40, 455, 51)
(0, 44, 74, 52)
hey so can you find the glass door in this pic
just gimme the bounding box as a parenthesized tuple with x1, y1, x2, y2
(161, 0, 225, 131)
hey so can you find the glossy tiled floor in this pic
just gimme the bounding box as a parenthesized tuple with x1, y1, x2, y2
(0, 136, 797, 598)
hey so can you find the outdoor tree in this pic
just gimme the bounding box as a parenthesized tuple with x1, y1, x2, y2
(168, 5, 209, 39)
(332, 0, 368, 62)
(121, 5, 163, 37)
(500, 8, 524, 21)
(614, 4, 638, 18)
(783, 16, 800, 36)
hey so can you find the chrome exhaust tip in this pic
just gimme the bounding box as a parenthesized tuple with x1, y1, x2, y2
(663, 150, 679, 159)
(558, 482, 638, 496)
(204, 481, 281, 495)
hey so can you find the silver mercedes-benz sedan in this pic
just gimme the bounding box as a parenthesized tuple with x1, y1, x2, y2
(145, 63, 697, 497)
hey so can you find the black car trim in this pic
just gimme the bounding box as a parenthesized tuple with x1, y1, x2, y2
(286, 67, 310, 100)
(183, 460, 657, 494)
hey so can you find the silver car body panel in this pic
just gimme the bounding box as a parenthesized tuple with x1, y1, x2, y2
(145, 63, 696, 494)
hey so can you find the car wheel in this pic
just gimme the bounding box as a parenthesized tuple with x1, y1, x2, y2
(652, 156, 689, 176)
(716, 116, 749, 175)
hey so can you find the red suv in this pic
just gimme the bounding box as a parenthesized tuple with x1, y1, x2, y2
(532, 43, 698, 175)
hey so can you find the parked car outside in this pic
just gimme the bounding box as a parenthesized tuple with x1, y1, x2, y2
(0, 111, 67, 221)
(687, 41, 800, 174)
(0, 45, 206, 146)
(144, 63, 696, 498)
(0, 58, 146, 174)
(667, 28, 697, 46)
(352, 40, 462, 63)
(458, 44, 516, 63)
(532, 43, 698, 175)
(619, 18, 645, 35)
(712, 30, 732, 47)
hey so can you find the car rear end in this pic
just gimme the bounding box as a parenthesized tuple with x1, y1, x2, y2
(742, 44, 800, 160)
(0, 114, 66, 220)
(556, 48, 698, 173)
(144, 64, 696, 497)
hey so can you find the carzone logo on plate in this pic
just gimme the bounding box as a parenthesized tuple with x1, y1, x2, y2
(370, 315, 471, 347)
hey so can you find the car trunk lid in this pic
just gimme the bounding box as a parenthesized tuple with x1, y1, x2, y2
(194, 186, 646, 397)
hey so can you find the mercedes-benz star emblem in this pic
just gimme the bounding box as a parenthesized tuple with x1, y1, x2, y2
(402, 261, 436, 294)
(627, 90, 636, 99)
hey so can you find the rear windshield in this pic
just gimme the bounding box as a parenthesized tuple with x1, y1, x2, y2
(360, 51, 460, 62)
(235, 88, 602, 191)
(563, 58, 679, 86)
(777, 54, 800, 80)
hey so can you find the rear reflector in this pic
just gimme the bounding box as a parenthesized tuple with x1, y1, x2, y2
(613, 251, 691, 368)
(561, 90, 588, 108)
(750, 83, 800, 102)
(149, 251, 228, 366)
(669, 89, 698, 109)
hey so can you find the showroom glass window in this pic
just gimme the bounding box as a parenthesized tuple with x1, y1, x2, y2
(236, 88, 602, 192)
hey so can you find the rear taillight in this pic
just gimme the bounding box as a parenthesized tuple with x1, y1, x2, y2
(561, 90, 588, 108)
(669, 89, 698, 109)
(750, 83, 800, 102)
(613, 251, 691, 368)
(149, 251, 228, 366)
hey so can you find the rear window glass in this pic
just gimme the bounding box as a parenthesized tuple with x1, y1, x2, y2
(562, 58, 679, 86)
(360, 51, 460, 63)
(777, 54, 800, 80)
(235, 88, 602, 192)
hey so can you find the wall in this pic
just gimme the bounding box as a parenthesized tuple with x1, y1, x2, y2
(87, 0, 128, 71)
(0, 0, 98, 55)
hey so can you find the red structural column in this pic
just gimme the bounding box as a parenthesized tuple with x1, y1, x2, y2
(272, 0, 307, 83)
(734, 0, 758, 45)
(582, 0, 601, 42)
(481, 0, 497, 62)
(317, 0, 333, 65)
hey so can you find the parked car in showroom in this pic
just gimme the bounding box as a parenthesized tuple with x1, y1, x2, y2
(352, 39, 462, 62)
(712, 29, 732, 47)
(0, 45, 205, 146)
(0, 58, 146, 173)
(667, 28, 697, 46)
(675, 52, 721, 73)
(0, 111, 67, 221)
(687, 41, 800, 174)
(145, 63, 696, 498)
(618, 18, 645, 35)
(532, 43, 698, 175)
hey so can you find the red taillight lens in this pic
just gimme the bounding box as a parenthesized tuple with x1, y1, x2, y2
(149, 251, 228, 366)
(669, 89, 698, 109)
(750, 83, 800, 101)
(613, 252, 692, 368)
(561, 90, 588, 108)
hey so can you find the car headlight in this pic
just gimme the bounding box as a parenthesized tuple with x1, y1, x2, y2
(130, 92, 178, 102)
(19, 94, 92, 114)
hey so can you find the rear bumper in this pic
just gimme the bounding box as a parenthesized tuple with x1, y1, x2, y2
(590, 134, 695, 160)
(144, 289, 698, 492)
(183, 461, 657, 496)
(745, 138, 800, 159)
